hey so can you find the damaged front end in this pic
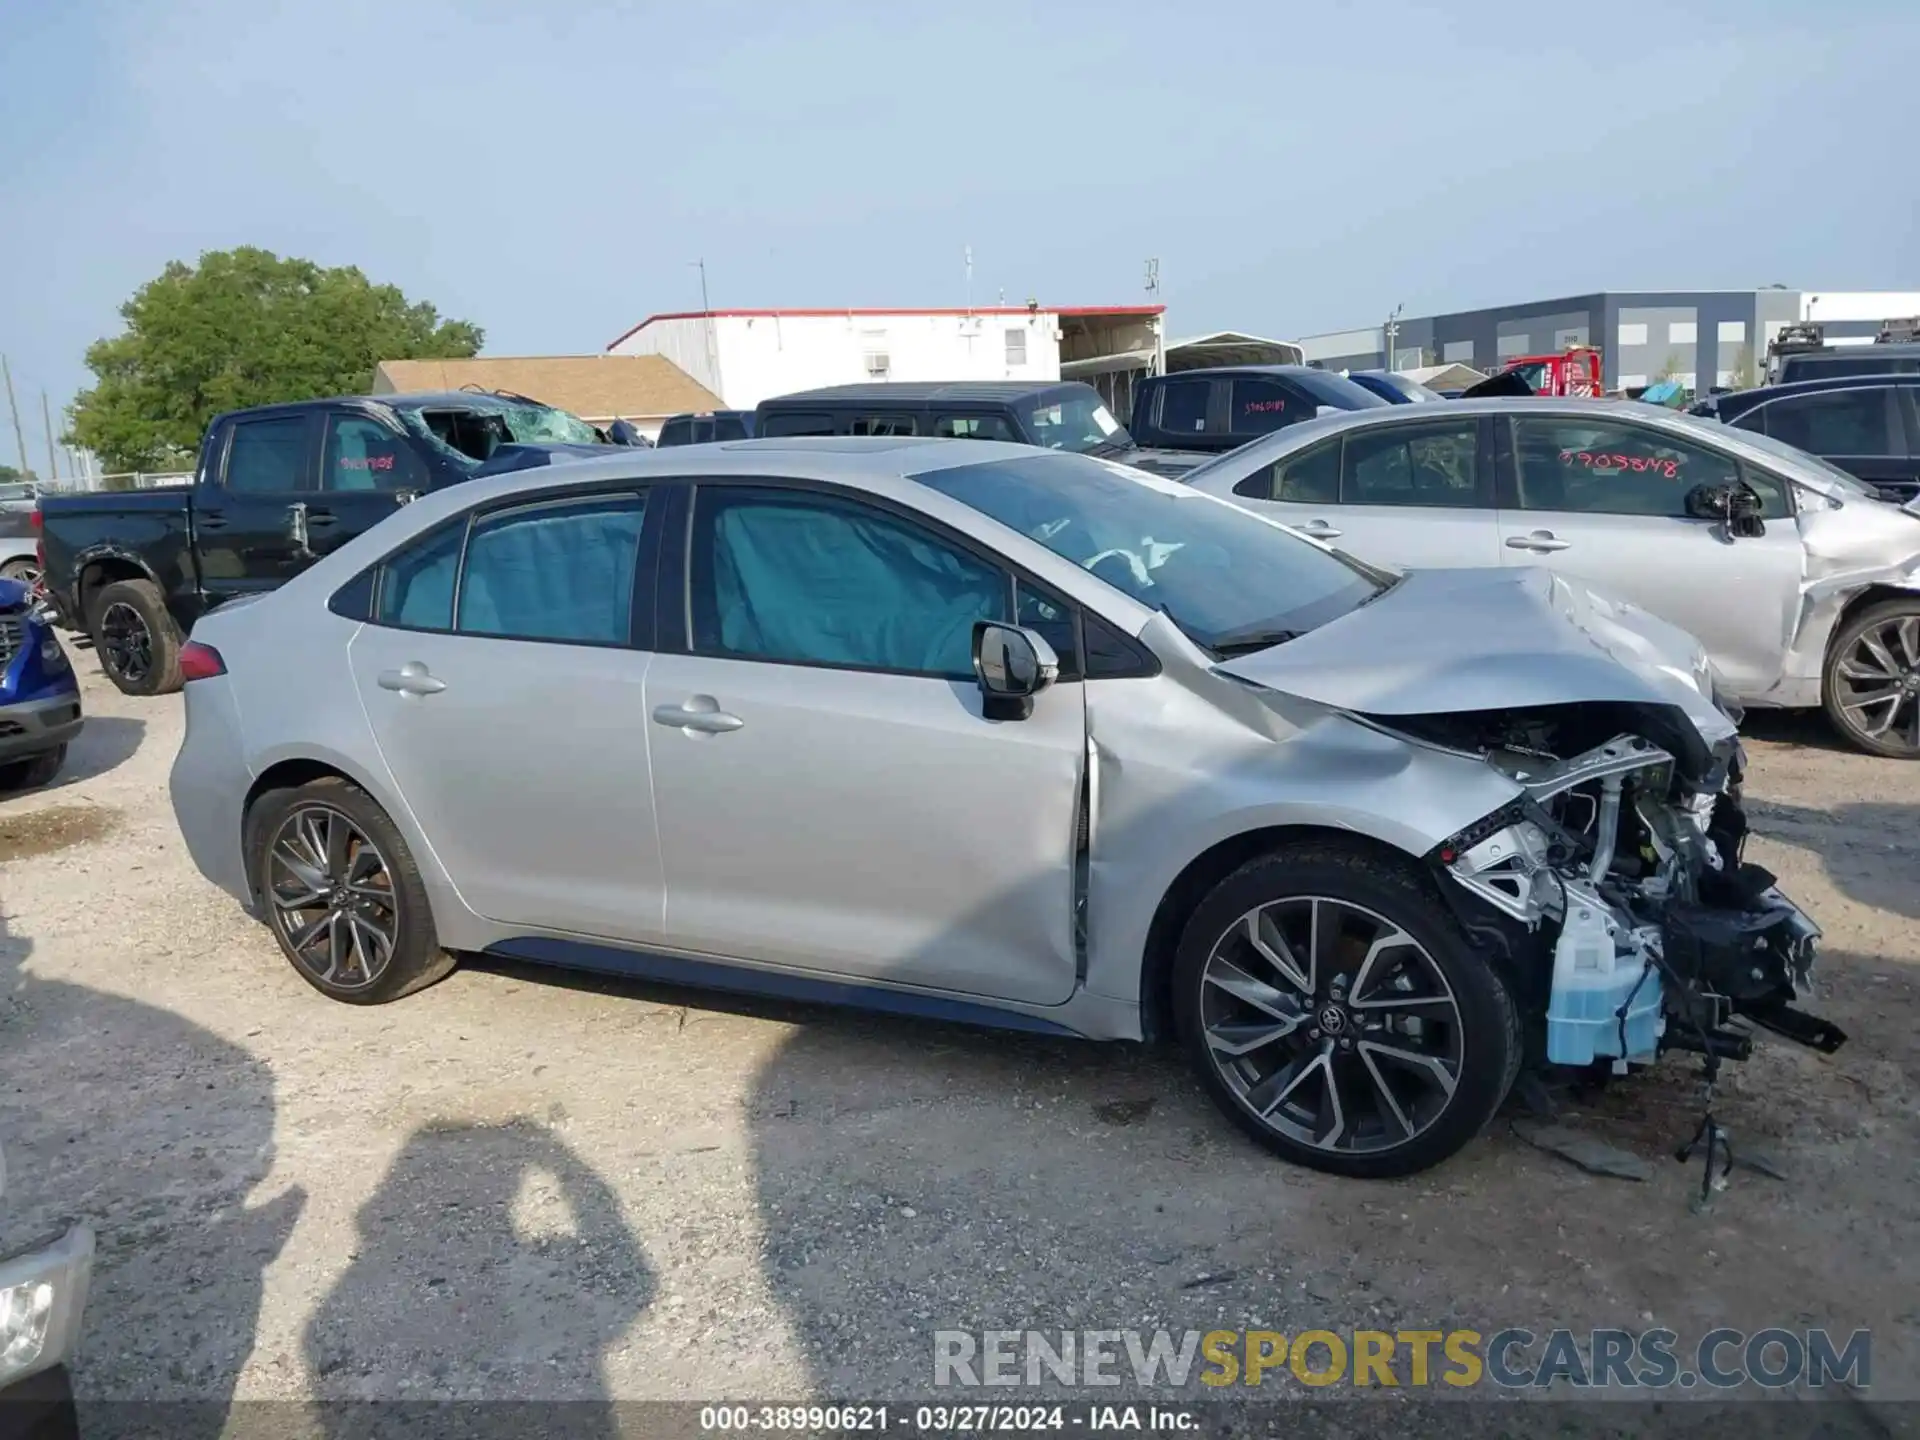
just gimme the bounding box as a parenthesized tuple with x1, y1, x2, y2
(1396, 704, 1846, 1076)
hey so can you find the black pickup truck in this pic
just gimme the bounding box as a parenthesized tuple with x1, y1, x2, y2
(40, 391, 627, 694)
(1126, 365, 1389, 455)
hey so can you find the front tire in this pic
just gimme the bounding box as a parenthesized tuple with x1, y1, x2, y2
(244, 777, 455, 1005)
(1823, 599, 1920, 758)
(88, 578, 183, 696)
(1172, 841, 1520, 1179)
(0, 744, 66, 793)
(0, 558, 39, 587)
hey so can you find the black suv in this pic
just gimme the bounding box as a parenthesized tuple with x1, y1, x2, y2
(1689, 374, 1920, 504)
(1775, 341, 1920, 385)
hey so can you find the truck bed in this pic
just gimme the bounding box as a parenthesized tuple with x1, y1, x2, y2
(38, 487, 195, 631)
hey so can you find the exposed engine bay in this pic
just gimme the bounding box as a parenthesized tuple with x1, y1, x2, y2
(1387, 703, 1847, 1080)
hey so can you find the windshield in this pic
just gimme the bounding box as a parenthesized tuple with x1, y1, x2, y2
(1292, 370, 1393, 410)
(401, 399, 603, 464)
(915, 453, 1386, 654)
(1506, 362, 1549, 393)
(1020, 391, 1134, 455)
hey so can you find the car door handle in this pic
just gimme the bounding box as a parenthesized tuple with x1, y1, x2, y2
(306, 510, 339, 528)
(197, 512, 229, 530)
(377, 662, 446, 696)
(652, 701, 744, 734)
(1507, 531, 1571, 552)
(1297, 519, 1342, 539)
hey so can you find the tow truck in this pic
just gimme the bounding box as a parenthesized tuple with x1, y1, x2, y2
(1463, 345, 1604, 399)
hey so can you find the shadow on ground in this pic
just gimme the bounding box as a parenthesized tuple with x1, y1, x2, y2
(1747, 796, 1920, 919)
(52, 714, 146, 789)
(0, 905, 301, 1437)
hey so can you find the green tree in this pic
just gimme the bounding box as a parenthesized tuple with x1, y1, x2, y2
(69, 247, 483, 471)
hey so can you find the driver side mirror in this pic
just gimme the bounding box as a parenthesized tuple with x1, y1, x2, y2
(1685, 481, 1766, 538)
(972, 621, 1059, 721)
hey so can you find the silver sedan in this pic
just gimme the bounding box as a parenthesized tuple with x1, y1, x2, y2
(1183, 398, 1920, 757)
(170, 439, 1836, 1177)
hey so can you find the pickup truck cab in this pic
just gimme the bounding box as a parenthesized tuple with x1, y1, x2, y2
(655, 410, 756, 445)
(1126, 365, 1389, 455)
(40, 391, 619, 694)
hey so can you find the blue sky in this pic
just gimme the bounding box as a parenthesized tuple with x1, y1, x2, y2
(1, 0, 1914, 432)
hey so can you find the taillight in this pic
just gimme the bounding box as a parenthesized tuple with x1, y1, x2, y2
(179, 641, 227, 682)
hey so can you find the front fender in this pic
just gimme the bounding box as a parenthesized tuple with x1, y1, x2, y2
(1082, 685, 1522, 1006)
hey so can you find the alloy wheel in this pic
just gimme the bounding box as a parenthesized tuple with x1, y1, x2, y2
(1834, 614, 1920, 755)
(99, 601, 153, 685)
(1199, 896, 1464, 1156)
(266, 805, 400, 992)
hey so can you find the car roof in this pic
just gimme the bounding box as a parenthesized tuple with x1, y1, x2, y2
(1788, 342, 1920, 359)
(1707, 372, 1920, 415)
(212, 392, 563, 424)
(756, 381, 1087, 407)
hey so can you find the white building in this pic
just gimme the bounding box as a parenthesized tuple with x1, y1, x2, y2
(605, 306, 1166, 412)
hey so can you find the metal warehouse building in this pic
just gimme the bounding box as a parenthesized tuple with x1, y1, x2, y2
(1298, 289, 1920, 391)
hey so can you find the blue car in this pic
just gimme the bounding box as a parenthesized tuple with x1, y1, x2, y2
(0, 576, 82, 791)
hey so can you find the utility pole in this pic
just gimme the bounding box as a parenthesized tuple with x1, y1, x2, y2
(1144, 258, 1164, 376)
(1384, 303, 1404, 370)
(40, 391, 59, 481)
(965, 245, 973, 316)
(689, 259, 718, 399)
(1, 355, 27, 476)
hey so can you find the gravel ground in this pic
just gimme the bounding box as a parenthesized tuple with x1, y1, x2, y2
(1, 668, 1916, 1432)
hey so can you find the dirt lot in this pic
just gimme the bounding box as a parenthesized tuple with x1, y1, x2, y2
(2, 668, 1916, 1429)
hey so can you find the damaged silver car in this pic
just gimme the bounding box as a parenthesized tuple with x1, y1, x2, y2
(1185, 397, 1920, 757)
(170, 440, 1841, 1179)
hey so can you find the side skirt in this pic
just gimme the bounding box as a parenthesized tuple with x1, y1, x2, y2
(482, 935, 1086, 1038)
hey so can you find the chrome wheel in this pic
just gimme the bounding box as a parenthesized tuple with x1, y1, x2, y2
(1199, 896, 1464, 1156)
(99, 601, 153, 685)
(1834, 613, 1920, 754)
(0, 559, 40, 588)
(266, 805, 399, 992)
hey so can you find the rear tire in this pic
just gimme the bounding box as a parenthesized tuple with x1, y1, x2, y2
(1823, 598, 1920, 758)
(1172, 840, 1520, 1179)
(244, 776, 455, 1005)
(88, 578, 183, 696)
(0, 744, 66, 793)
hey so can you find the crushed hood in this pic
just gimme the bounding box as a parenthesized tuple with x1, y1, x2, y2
(1214, 566, 1736, 743)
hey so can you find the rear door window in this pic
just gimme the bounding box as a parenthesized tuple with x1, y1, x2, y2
(657, 417, 694, 446)
(1758, 388, 1901, 457)
(224, 415, 313, 493)
(760, 411, 838, 438)
(713, 414, 751, 441)
(935, 414, 1019, 441)
(848, 414, 917, 437)
(456, 494, 650, 645)
(1341, 421, 1481, 507)
(1154, 379, 1212, 437)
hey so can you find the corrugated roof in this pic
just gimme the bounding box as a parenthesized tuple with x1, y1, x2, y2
(371, 355, 721, 420)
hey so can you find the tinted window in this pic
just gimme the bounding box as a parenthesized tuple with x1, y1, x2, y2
(1016, 578, 1079, 680)
(1289, 371, 1394, 410)
(1341, 422, 1479, 507)
(322, 415, 425, 493)
(376, 522, 464, 631)
(657, 417, 694, 446)
(1154, 380, 1211, 437)
(689, 488, 1009, 678)
(849, 414, 917, 437)
(1780, 354, 1908, 383)
(1760, 389, 1899, 457)
(713, 414, 751, 442)
(1022, 391, 1130, 453)
(1234, 439, 1340, 503)
(456, 495, 648, 644)
(760, 411, 837, 438)
(225, 417, 309, 493)
(935, 414, 1019, 441)
(1229, 379, 1304, 436)
(1511, 417, 1741, 517)
(916, 454, 1383, 654)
